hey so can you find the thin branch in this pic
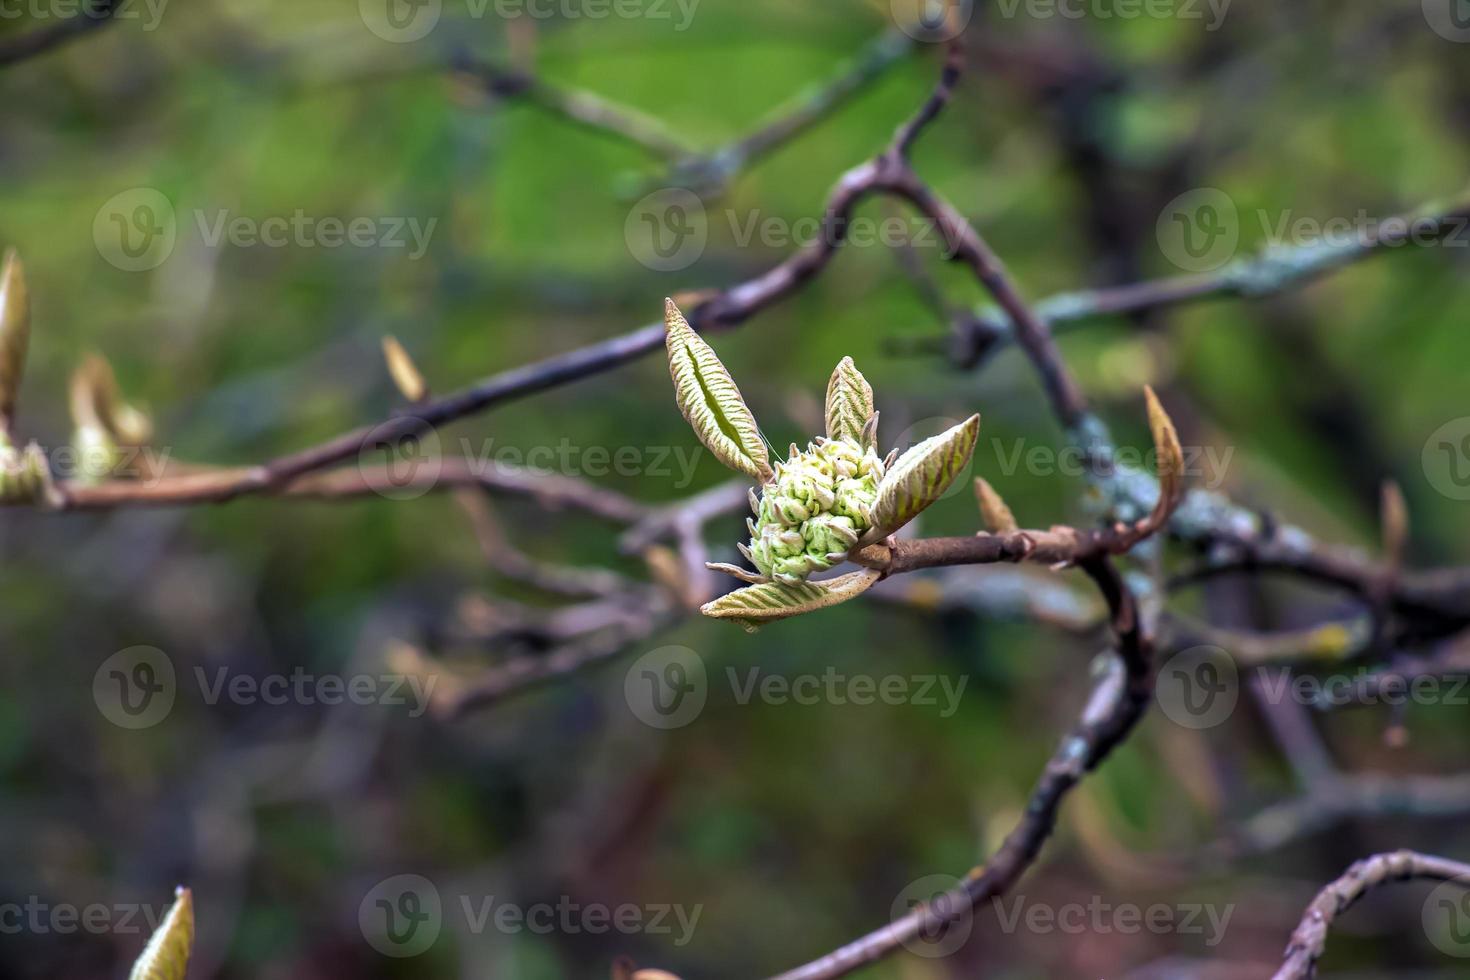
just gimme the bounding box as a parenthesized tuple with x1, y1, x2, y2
(1212, 774, 1470, 863)
(0, 0, 118, 68)
(890, 193, 1470, 369)
(455, 54, 694, 162)
(55, 457, 650, 523)
(660, 30, 916, 196)
(769, 556, 1153, 980)
(1273, 850, 1470, 980)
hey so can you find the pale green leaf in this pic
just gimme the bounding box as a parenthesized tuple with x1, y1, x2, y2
(824, 356, 875, 445)
(700, 568, 882, 629)
(0, 250, 29, 427)
(129, 887, 193, 980)
(664, 299, 771, 481)
(870, 414, 980, 537)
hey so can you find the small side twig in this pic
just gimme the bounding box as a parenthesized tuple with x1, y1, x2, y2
(1272, 850, 1470, 980)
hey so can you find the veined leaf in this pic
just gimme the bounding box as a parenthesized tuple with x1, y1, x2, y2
(129, 887, 193, 980)
(664, 299, 771, 481)
(870, 414, 980, 537)
(700, 568, 882, 629)
(824, 356, 875, 445)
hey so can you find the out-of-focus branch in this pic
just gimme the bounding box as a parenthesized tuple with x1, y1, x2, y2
(769, 556, 1153, 980)
(0, 0, 118, 68)
(655, 29, 914, 197)
(1211, 774, 1470, 862)
(1272, 850, 1470, 980)
(455, 55, 694, 163)
(889, 192, 1470, 370)
(54, 456, 650, 523)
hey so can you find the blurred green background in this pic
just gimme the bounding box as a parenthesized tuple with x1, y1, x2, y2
(1, 0, 1468, 977)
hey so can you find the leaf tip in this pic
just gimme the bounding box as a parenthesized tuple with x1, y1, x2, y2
(974, 476, 1018, 533)
(381, 336, 427, 404)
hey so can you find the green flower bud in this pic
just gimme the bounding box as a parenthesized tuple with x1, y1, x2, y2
(746, 437, 884, 584)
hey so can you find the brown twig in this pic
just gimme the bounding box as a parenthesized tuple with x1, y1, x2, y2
(1272, 850, 1470, 980)
(768, 556, 1153, 980)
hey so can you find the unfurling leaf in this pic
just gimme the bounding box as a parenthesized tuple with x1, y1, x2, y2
(664, 298, 772, 481)
(128, 886, 193, 980)
(974, 477, 1018, 533)
(1142, 386, 1183, 531)
(700, 567, 882, 629)
(869, 414, 980, 537)
(824, 356, 875, 445)
(71, 354, 153, 446)
(0, 250, 30, 430)
(382, 336, 428, 403)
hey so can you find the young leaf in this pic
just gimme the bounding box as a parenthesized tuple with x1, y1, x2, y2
(700, 567, 882, 629)
(0, 250, 30, 430)
(129, 886, 193, 980)
(1141, 386, 1184, 532)
(869, 414, 980, 537)
(974, 477, 1018, 533)
(382, 336, 428, 403)
(664, 299, 772, 481)
(824, 356, 875, 445)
